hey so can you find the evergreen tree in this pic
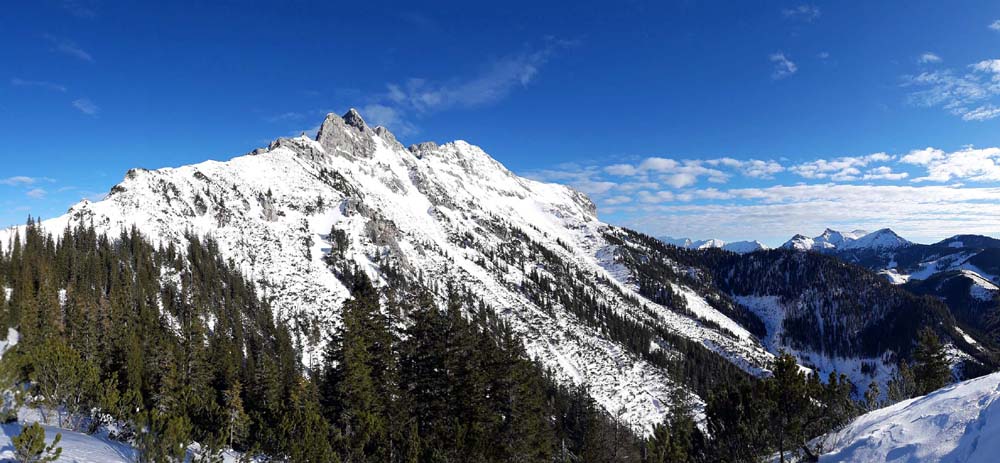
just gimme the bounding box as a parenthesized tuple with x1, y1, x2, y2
(12, 423, 62, 463)
(223, 380, 250, 449)
(768, 352, 811, 463)
(863, 381, 881, 412)
(887, 362, 918, 403)
(913, 328, 952, 395)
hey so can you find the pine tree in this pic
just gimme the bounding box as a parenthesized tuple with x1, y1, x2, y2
(12, 423, 62, 463)
(223, 380, 250, 449)
(863, 381, 881, 412)
(768, 352, 811, 463)
(887, 362, 918, 403)
(913, 328, 951, 395)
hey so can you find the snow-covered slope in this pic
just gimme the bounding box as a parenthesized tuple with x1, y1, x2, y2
(0, 110, 774, 432)
(820, 371, 1000, 462)
(841, 228, 910, 251)
(781, 228, 872, 251)
(658, 237, 768, 254)
(722, 240, 769, 254)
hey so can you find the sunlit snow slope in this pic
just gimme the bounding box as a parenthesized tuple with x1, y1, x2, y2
(0, 110, 774, 432)
(820, 371, 1000, 462)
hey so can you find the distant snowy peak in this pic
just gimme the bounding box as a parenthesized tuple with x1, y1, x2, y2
(722, 240, 769, 254)
(782, 228, 910, 252)
(841, 228, 911, 250)
(659, 237, 768, 254)
(782, 234, 817, 251)
(659, 237, 695, 248)
(693, 238, 726, 249)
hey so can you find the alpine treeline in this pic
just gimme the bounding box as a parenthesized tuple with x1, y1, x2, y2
(0, 219, 646, 462)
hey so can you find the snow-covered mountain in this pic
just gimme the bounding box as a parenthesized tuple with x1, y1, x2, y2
(785, 227, 1000, 344)
(659, 236, 768, 254)
(0, 110, 777, 432)
(819, 371, 1000, 462)
(781, 228, 871, 251)
(721, 240, 769, 254)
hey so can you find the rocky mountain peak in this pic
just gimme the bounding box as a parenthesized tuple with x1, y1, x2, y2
(315, 110, 377, 158)
(342, 108, 367, 131)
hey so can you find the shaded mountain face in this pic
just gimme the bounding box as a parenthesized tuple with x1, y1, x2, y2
(783, 228, 1000, 344)
(614, 232, 994, 392)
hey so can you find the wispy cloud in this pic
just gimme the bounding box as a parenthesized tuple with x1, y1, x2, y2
(26, 189, 47, 199)
(43, 34, 94, 62)
(72, 98, 99, 116)
(1, 176, 42, 186)
(10, 78, 67, 92)
(385, 40, 572, 113)
(357, 38, 575, 136)
(360, 104, 418, 136)
(990, 20, 1000, 31)
(61, 0, 97, 18)
(770, 53, 798, 79)
(918, 52, 942, 64)
(265, 112, 305, 123)
(904, 57, 1000, 121)
(781, 4, 821, 22)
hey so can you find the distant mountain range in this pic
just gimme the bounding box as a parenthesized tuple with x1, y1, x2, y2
(659, 236, 769, 254)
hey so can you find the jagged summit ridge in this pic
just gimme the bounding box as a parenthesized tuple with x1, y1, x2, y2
(781, 227, 908, 252)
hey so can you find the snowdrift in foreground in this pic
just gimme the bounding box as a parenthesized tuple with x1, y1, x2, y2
(820, 371, 1000, 462)
(0, 423, 132, 463)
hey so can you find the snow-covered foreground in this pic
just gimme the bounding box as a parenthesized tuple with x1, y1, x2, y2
(0, 423, 133, 463)
(820, 371, 1000, 462)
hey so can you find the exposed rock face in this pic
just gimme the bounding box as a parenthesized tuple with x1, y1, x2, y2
(316, 109, 377, 158)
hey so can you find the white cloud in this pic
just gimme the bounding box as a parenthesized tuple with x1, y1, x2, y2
(638, 157, 678, 172)
(899, 147, 944, 165)
(604, 164, 638, 176)
(962, 105, 1000, 121)
(361, 103, 418, 136)
(10, 78, 66, 92)
(385, 39, 571, 113)
(624, 184, 1000, 244)
(602, 195, 632, 205)
(26, 188, 47, 199)
(355, 39, 573, 136)
(990, 20, 1000, 31)
(900, 146, 1000, 182)
(904, 58, 1000, 121)
(919, 52, 942, 64)
(637, 191, 675, 204)
(72, 98, 99, 116)
(708, 158, 785, 178)
(663, 173, 698, 189)
(782, 5, 821, 22)
(861, 166, 909, 181)
(790, 152, 893, 181)
(770, 53, 798, 79)
(0, 176, 41, 186)
(43, 34, 93, 62)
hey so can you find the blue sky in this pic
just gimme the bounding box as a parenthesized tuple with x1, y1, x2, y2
(3, 1, 1000, 245)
